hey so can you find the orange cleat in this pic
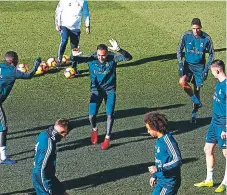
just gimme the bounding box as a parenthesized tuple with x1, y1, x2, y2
(100, 138, 110, 150)
(91, 130, 98, 145)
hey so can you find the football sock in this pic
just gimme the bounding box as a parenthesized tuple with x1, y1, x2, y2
(106, 115, 114, 137)
(206, 167, 214, 181)
(105, 135, 110, 139)
(191, 95, 200, 104)
(0, 146, 6, 161)
(89, 115, 97, 129)
(221, 170, 227, 185)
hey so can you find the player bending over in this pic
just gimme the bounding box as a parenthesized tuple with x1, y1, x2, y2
(32, 119, 70, 195)
(0, 51, 41, 164)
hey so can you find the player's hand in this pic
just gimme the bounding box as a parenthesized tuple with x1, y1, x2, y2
(56, 26, 61, 32)
(221, 131, 227, 139)
(148, 166, 157, 174)
(85, 26, 90, 34)
(34, 57, 42, 69)
(149, 177, 156, 187)
(108, 39, 120, 51)
(72, 47, 82, 56)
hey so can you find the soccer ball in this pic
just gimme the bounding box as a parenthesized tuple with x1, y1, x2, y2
(64, 67, 76, 79)
(46, 57, 57, 68)
(62, 55, 69, 65)
(17, 64, 29, 72)
(40, 62, 49, 72)
(35, 66, 44, 75)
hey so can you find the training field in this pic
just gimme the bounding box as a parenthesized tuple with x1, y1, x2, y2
(0, 1, 226, 195)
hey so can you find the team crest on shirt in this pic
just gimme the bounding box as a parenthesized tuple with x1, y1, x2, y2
(219, 89, 222, 95)
(200, 43, 204, 48)
(157, 147, 160, 153)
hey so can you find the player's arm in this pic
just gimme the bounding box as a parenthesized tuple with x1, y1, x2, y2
(176, 34, 185, 77)
(55, 0, 63, 31)
(83, 0, 90, 34)
(204, 37, 215, 73)
(114, 48, 132, 62)
(70, 55, 95, 64)
(14, 58, 41, 79)
(108, 39, 132, 62)
(157, 136, 182, 172)
(35, 138, 54, 194)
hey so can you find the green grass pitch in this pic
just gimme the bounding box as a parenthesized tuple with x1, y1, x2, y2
(0, 1, 226, 195)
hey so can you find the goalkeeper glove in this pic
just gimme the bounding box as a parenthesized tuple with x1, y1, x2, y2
(108, 39, 120, 51)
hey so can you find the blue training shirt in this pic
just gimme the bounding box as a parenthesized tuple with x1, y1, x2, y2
(0, 62, 37, 103)
(33, 128, 57, 193)
(177, 30, 214, 72)
(73, 49, 132, 92)
(152, 133, 182, 184)
(212, 79, 226, 124)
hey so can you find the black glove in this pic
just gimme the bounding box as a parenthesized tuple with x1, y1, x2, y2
(34, 57, 42, 70)
(202, 70, 208, 82)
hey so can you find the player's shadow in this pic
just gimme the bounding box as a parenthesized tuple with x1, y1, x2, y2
(63, 157, 198, 190)
(74, 48, 226, 74)
(11, 116, 211, 161)
(169, 117, 211, 135)
(0, 157, 198, 195)
(68, 104, 185, 130)
(7, 104, 185, 138)
(118, 48, 226, 68)
(57, 115, 210, 152)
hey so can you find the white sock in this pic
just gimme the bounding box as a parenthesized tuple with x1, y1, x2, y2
(105, 135, 110, 139)
(0, 146, 7, 161)
(221, 170, 227, 185)
(206, 167, 214, 181)
(92, 128, 97, 131)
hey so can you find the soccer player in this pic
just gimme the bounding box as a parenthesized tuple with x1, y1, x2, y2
(144, 112, 182, 195)
(32, 119, 70, 195)
(0, 51, 41, 165)
(177, 18, 215, 123)
(71, 39, 132, 150)
(194, 60, 227, 193)
(55, 0, 90, 73)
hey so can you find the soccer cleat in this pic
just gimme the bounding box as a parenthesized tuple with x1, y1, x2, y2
(75, 69, 80, 75)
(215, 184, 226, 193)
(194, 180, 214, 187)
(100, 138, 110, 150)
(91, 130, 98, 145)
(190, 117, 197, 124)
(0, 158, 17, 165)
(192, 103, 202, 113)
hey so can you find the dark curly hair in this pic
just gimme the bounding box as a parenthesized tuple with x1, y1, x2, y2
(144, 112, 168, 133)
